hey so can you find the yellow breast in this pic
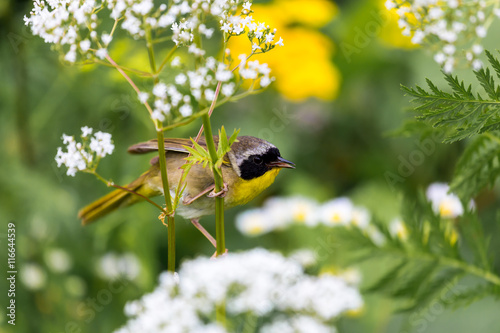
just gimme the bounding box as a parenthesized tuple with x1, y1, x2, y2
(228, 168, 282, 207)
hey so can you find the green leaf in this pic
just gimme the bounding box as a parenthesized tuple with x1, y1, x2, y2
(363, 261, 407, 293)
(450, 133, 500, 200)
(402, 51, 500, 143)
(183, 139, 212, 168)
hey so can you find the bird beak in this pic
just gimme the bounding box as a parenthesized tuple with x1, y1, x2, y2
(268, 156, 295, 169)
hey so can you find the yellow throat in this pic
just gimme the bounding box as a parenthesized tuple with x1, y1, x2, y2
(230, 168, 282, 206)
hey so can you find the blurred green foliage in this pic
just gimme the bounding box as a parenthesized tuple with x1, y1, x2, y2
(1, 0, 500, 332)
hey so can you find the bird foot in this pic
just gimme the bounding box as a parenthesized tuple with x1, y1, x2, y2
(208, 182, 228, 198)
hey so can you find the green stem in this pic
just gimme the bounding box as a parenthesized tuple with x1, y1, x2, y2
(146, 28, 176, 272)
(439, 257, 500, 286)
(202, 113, 225, 256)
(156, 128, 176, 272)
(94, 60, 153, 77)
(387, 248, 500, 286)
(157, 45, 178, 74)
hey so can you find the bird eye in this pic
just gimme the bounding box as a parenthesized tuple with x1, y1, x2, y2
(253, 156, 263, 164)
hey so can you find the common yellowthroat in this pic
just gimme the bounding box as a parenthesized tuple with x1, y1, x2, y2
(79, 136, 294, 241)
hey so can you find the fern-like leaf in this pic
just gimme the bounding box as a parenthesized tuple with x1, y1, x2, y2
(450, 133, 500, 200)
(402, 51, 500, 143)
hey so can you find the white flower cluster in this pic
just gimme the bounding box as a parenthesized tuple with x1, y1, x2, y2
(426, 182, 473, 218)
(144, 57, 237, 121)
(55, 126, 114, 176)
(97, 252, 141, 280)
(385, 0, 499, 72)
(24, 0, 110, 63)
(238, 55, 274, 87)
(220, 1, 284, 52)
(26, 0, 282, 124)
(236, 196, 387, 246)
(115, 248, 362, 333)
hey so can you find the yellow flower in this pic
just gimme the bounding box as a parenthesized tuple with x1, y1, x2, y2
(227, 0, 340, 101)
(378, 0, 419, 49)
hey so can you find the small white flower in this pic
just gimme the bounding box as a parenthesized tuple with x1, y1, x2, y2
(179, 104, 193, 117)
(97, 252, 141, 281)
(265, 33, 274, 44)
(443, 58, 454, 73)
(216, 68, 232, 82)
(389, 218, 408, 241)
(351, 207, 370, 229)
(81, 126, 93, 137)
(367, 225, 386, 247)
(426, 183, 464, 218)
(260, 76, 272, 87)
(90, 131, 115, 158)
(411, 30, 425, 44)
(204, 89, 215, 101)
(171, 56, 181, 67)
(221, 83, 235, 96)
(472, 44, 483, 55)
(64, 49, 77, 63)
(320, 197, 353, 226)
(153, 82, 167, 98)
(275, 37, 284, 47)
(20, 264, 47, 291)
(434, 52, 446, 64)
(80, 39, 91, 52)
(472, 59, 483, 71)
(138, 92, 149, 104)
(476, 25, 487, 38)
(175, 73, 187, 85)
(96, 48, 108, 59)
(243, 1, 252, 12)
(236, 209, 269, 236)
(44, 248, 72, 273)
(101, 33, 113, 45)
(384, 0, 396, 10)
(443, 44, 455, 55)
(289, 249, 317, 268)
(152, 109, 166, 122)
(428, 8, 444, 20)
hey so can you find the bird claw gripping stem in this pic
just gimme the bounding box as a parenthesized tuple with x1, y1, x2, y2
(208, 182, 229, 198)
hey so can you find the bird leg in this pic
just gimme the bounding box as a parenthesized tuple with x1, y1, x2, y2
(207, 182, 229, 198)
(183, 185, 215, 205)
(191, 218, 216, 247)
(190, 218, 228, 259)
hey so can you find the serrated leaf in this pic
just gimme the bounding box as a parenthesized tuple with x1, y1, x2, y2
(450, 134, 500, 199)
(475, 67, 500, 101)
(402, 52, 500, 143)
(390, 261, 437, 298)
(363, 261, 406, 293)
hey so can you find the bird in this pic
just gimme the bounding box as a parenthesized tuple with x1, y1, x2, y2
(78, 136, 294, 248)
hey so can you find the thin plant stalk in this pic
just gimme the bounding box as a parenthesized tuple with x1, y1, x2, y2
(202, 112, 226, 256)
(146, 29, 177, 272)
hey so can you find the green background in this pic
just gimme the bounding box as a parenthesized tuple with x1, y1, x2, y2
(1, 0, 500, 332)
